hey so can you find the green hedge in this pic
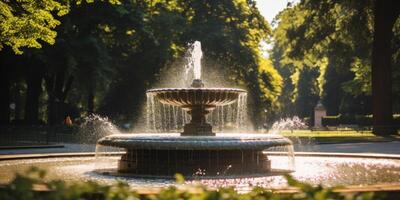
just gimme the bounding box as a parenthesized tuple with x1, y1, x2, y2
(394, 114, 400, 126)
(355, 115, 373, 126)
(321, 115, 340, 126)
(322, 114, 400, 127)
(0, 167, 392, 200)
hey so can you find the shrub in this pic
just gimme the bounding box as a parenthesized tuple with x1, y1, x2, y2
(394, 114, 400, 126)
(0, 167, 393, 200)
(355, 114, 400, 127)
(322, 115, 340, 126)
(356, 115, 373, 126)
(339, 114, 356, 124)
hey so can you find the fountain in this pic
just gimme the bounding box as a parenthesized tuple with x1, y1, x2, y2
(1, 42, 400, 191)
(97, 41, 293, 177)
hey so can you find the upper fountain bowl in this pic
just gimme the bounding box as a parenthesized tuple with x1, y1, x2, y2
(146, 88, 246, 110)
(147, 79, 247, 136)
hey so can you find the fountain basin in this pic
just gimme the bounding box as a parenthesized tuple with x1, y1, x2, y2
(146, 88, 246, 109)
(97, 133, 292, 176)
(1, 152, 400, 192)
(97, 133, 292, 150)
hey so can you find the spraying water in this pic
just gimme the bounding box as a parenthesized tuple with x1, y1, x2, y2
(268, 116, 314, 151)
(79, 114, 120, 143)
(185, 41, 203, 82)
(146, 41, 248, 132)
(269, 116, 307, 135)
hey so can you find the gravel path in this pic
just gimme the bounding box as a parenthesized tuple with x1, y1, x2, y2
(297, 141, 400, 154)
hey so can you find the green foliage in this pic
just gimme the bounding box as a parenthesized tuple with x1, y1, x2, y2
(0, 167, 392, 200)
(257, 58, 283, 119)
(0, 0, 68, 54)
(294, 66, 320, 118)
(322, 114, 400, 127)
(355, 114, 400, 127)
(0, 0, 121, 54)
(1, 167, 140, 200)
(174, 173, 185, 184)
(0, 0, 282, 126)
(355, 115, 373, 126)
(271, 0, 400, 118)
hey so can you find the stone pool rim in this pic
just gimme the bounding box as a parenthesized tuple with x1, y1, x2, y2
(96, 133, 294, 150)
(1, 151, 400, 161)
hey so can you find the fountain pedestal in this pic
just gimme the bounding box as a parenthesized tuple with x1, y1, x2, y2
(182, 123, 214, 136)
(182, 106, 214, 136)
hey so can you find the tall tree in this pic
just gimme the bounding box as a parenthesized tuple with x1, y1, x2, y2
(371, 0, 400, 134)
(0, 49, 11, 124)
(24, 55, 44, 124)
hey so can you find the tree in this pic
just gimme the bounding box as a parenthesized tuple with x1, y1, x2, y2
(0, 0, 120, 54)
(24, 53, 44, 124)
(272, 0, 400, 134)
(0, 0, 120, 125)
(371, 0, 400, 134)
(1, 0, 281, 128)
(0, 48, 12, 124)
(295, 66, 319, 119)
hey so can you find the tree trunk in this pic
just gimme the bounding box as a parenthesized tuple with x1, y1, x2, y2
(45, 71, 74, 125)
(0, 63, 10, 125)
(24, 63, 43, 124)
(45, 75, 57, 125)
(371, 0, 399, 135)
(14, 81, 24, 120)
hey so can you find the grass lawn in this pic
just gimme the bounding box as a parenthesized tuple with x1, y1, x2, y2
(278, 130, 399, 144)
(279, 130, 375, 137)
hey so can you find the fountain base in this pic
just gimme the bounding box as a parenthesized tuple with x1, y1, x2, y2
(98, 133, 293, 177)
(118, 149, 271, 176)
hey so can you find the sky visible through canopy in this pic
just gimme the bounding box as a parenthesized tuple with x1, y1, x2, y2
(255, 0, 298, 57)
(255, 0, 295, 24)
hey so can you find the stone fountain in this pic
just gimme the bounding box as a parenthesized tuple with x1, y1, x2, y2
(97, 41, 292, 177)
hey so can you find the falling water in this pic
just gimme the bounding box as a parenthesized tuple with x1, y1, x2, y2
(265, 144, 295, 171)
(236, 93, 248, 129)
(208, 93, 248, 132)
(146, 94, 248, 133)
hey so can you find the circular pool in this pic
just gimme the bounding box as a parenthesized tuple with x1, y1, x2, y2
(0, 153, 399, 192)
